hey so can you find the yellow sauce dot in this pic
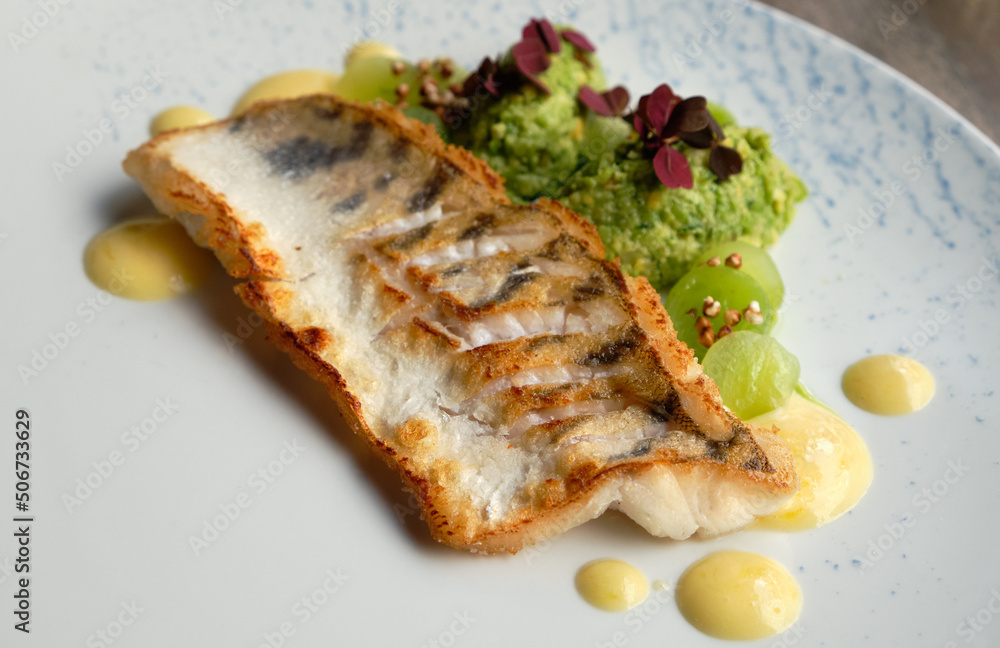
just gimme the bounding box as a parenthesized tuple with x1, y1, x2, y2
(575, 559, 648, 612)
(344, 40, 402, 68)
(83, 217, 215, 301)
(842, 354, 935, 415)
(149, 105, 214, 137)
(232, 69, 340, 115)
(676, 551, 802, 641)
(752, 393, 873, 531)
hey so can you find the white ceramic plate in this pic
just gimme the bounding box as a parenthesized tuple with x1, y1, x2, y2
(3, 1, 999, 646)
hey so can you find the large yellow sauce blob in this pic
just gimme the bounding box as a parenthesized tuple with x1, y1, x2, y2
(84, 217, 214, 301)
(753, 393, 873, 531)
(676, 550, 802, 641)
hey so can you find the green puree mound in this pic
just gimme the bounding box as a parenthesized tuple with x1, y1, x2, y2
(451, 42, 605, 201)
(556, 112, 807, 291)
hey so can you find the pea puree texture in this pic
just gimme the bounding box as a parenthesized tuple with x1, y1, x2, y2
(558, 116, 807, 290)
(451, 40, 605, 201)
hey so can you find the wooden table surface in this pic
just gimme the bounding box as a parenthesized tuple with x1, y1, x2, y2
(759, 0, 1000, 144)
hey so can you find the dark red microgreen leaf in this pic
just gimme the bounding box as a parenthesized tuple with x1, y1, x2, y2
(663, 96, 709, 137)
(538, 19, 561, 53)
(709, 145, 743, 181)
(511, 37, 549, 70)
(560, 29, 596, 52)
(635, 94, 651, 131)
(653, 145, 693, 189)
(578, 85, 613, 116)
(632, 110, 647, 139)
(578, 85, 630, 117)
(708, 112, 725, 139)
(642, 84, 678, 136)
(522, 18, 561, 53)
(605, 86, 630, 115)
(514, 60, 550, 94)
(511, 37, 551, 94)
(635, 92, 667, 137)
(462, 57, 501, 97)
(678, 126, 714, 148)
(482, 77, 501, 96)
(677, 110, 724, 148)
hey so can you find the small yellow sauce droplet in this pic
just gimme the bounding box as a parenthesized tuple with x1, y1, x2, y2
(149, 105, 214, 137)
(83, 217, 214, 301)
(752, 393, 873, 531)
(575, 559, 648, 612)
(676, 550, 802, 641)
(232, 69, 341, 115)
(842, 354, 935, 415)
(344, 41, 402, 68)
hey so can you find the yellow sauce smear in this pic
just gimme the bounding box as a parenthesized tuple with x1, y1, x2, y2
(842, 354, 935, 416)
(84, 217, 214, 301)
(575, 559, 648, 612)
(676, 550, 802, 641)
(150, 105, 214, 137)
(232, 69, 340, 115)
(752, 393, 873, 531)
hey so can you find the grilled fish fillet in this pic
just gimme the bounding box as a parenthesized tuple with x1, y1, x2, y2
(123, 95, 798, 553)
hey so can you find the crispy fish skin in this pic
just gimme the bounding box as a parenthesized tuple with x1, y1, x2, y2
(123, 94, 798, 554)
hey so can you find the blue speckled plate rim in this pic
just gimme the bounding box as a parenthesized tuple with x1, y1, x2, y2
(759, 2, 1000, 158)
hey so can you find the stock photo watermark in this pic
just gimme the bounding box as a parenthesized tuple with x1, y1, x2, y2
(852, 457, 970, 573)
(878, 0, 929, 40)
(521, 536, 553, 566)
(0, 556, 16, 586)
(774, 85, 834, 143)
(393, 486, 423, 525)
(7, 0, 72, 54)
(213, 0, 244, 21)
(844, 124, 960, 243)
(188, 439, 306, 556)
(84, 601, 144, 648)
(61, 398, 181, 513)
(672, 0, 750, 71)
(52, 66, 169, 182)
(899, 255, 998, 354)
(337, 0, 408, 55)
(254, 567, 349, 648)
(593, 584, 675, 648)
(541, 0, 585, 23)
(418, 611, 476, 648)
(17, 272, 135, 384)
(223, 310, 266, 352)
(946, 588, 1000, 647)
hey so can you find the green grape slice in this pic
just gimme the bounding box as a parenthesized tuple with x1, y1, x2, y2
(333, 56, 464, 107)
(701, 330, 801, 420)
(694, 240, 784, 307)
(665, 265, 773, 361)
